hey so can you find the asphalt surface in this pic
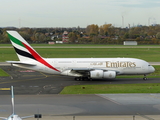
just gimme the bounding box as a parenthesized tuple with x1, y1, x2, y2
(0, 94, 160, 116)
(0, 66, 160, 95)
(0, 66, 160, 117)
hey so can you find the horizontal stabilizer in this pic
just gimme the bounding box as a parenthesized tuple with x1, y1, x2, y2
(6, 61, 36, 66)
(0, 117, 7, 120)
(21, 115, 34, 119)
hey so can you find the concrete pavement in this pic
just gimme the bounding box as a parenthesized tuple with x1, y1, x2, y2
(6, 115, 159, 120)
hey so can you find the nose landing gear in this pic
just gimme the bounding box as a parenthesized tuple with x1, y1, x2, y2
(143, 74, 147, 80)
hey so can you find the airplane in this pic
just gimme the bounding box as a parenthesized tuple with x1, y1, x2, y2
(6, 31, 155, 81)
(0, 86, 34, 120)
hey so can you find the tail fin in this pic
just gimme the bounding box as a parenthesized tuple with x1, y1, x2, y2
(7, 31, 60, 72)
(7, 31, 42, 62)
(11, 86, 15, 115)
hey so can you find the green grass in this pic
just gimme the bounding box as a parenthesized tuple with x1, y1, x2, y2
(0, 69, 9, 76)
(60, 83, 160, 94)
(0, 47, 160, 62)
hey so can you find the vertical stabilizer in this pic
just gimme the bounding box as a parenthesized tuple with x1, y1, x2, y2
(7, 31, 60, 72)
(7, 31, 41, 62)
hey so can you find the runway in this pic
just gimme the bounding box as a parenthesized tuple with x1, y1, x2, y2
(0, 66, 160, 118)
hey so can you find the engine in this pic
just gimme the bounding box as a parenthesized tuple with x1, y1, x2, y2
(90, 70, 116, 79)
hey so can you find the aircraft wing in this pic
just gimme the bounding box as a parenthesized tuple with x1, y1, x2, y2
(71, 68, 95, 71)
(6, 61, 36, 66)
(70, 68, 94, 77)
(21, 115, 34, 119)
(71, 68, 119, 74)
(0, 117, 7, 120)
(61, 68, 120, 78)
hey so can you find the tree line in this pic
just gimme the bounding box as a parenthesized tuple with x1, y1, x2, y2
(1, 24, 160, 44)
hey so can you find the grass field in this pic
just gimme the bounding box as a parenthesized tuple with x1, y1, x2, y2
(60, 83, 160, 94)
(0, 47, 160, 62)
(0, 69, 9, 76)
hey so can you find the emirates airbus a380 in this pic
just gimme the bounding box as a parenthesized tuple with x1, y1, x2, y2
(6, 31, 155, 81)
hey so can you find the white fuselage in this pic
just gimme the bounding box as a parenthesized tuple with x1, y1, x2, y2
(13, 58, 155, 76)
(6, 31, 155, 80)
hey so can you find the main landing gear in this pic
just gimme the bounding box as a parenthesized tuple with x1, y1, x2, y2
(143, 74, 147, 80)
(74, 77, 92, 81)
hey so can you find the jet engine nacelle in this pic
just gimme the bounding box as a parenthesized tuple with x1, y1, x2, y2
(90, 70, 116, 79)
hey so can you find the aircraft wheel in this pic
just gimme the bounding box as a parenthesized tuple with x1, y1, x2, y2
(143, 77, 147, 80)
(143, 74, 147, 80)
(82, 77, 88, 81)
(79, 77, 83, 81)
(75, 77, 80, 81)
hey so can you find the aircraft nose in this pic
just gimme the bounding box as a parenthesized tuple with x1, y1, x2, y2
(149, 66, 155, 73)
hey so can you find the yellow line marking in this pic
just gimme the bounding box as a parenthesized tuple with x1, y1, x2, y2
(0, 72, 60, 85)
(39, 72, 48, 77)
(0, 76, 47, 84)
(0, 88, 10, 90)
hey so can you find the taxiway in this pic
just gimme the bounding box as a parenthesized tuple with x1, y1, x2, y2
(0, 65, 160, 118)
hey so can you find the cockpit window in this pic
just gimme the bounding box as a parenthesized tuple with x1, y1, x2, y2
(148, 65, 151, 66)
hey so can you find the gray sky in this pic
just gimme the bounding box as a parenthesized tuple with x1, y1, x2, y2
(0, 0, 160, 28)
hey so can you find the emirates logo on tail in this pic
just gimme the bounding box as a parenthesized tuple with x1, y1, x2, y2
(7, 31, 60, 72)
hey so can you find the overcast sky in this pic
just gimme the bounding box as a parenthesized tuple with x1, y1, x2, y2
(0, 0, 160, 28)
